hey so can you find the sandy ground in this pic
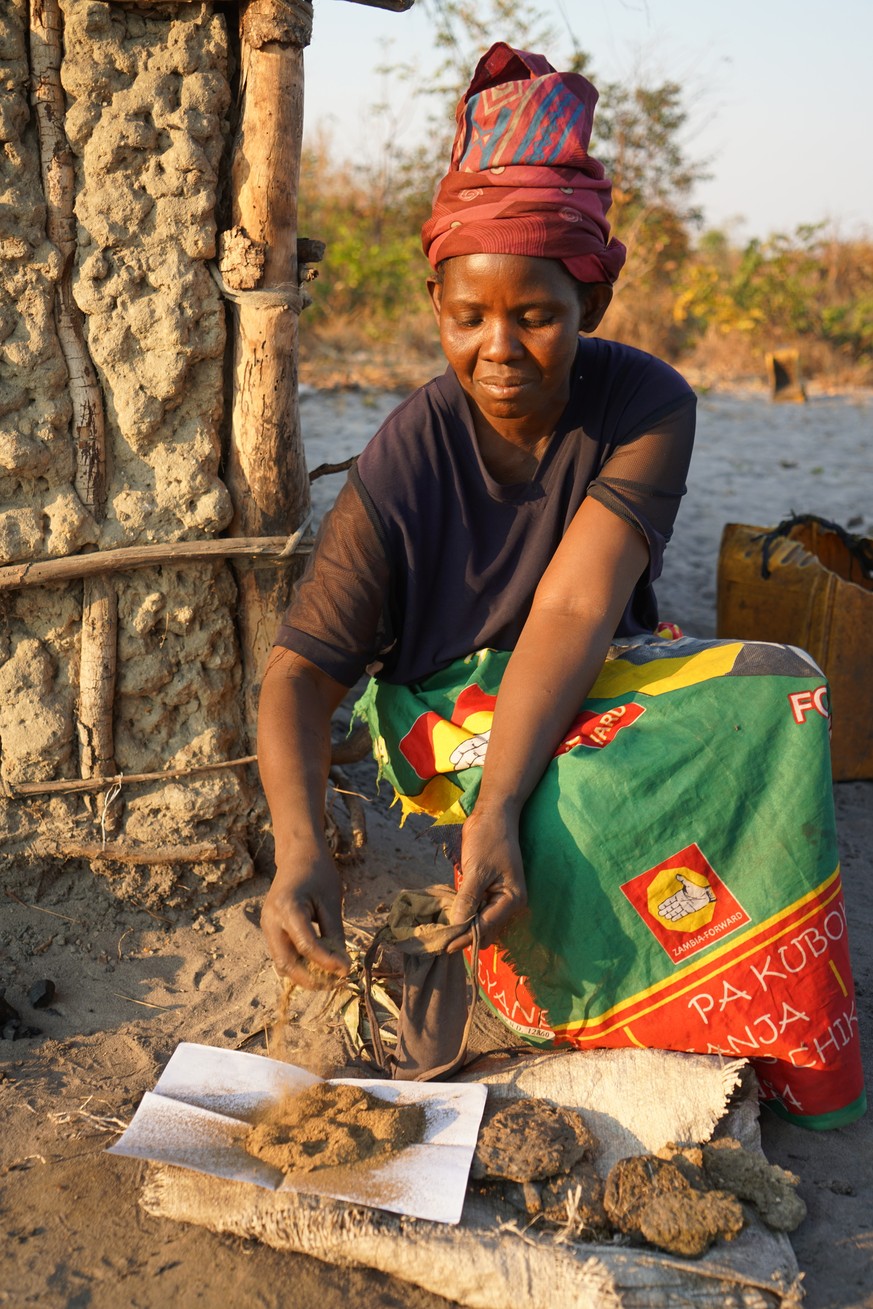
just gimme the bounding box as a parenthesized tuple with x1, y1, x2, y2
(1, 382, 871, 1308)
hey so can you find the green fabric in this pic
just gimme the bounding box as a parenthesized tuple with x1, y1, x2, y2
(355, 637, 866, 1127)
(357, 641, 835, 1025)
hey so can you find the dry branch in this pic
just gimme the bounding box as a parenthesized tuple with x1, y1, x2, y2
(4, 888, 82, 924)
(7, 730, 366, 798)
(29, 0, 119, 807)
(309, 457, 357, 482)
(29, 0, 107, 514)
(330, 767, 367, 851)
(35, 840, 235, 865)
(0, 534, 314, 593)
(9, 757, 257, 798)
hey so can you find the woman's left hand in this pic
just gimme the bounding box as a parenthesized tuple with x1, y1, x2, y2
(447, 804, 528, 953)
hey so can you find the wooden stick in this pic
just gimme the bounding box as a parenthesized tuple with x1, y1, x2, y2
(107, 992, 179, 1011)
(9, 756, 258, 798)
(36, 841, 235, 865)
(4, 888, 82, 925)
(29, 0, 119, 813)
(0, 534, 313, 593)
(77, 576, 118, 782)
(29, 0, 107, 515)
(330, 767, 367, 850)
(8, 731, 361, 797)
(226, 0, 313, 752)
(309, 457, 357, 482)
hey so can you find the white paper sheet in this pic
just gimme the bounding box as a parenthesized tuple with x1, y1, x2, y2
(109, 1042, 487, 1224)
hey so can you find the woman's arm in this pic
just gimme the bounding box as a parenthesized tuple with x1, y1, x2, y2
(257, 478, 392, 984)
(449, 496, 649, 950)
(258, 646, 352, 986)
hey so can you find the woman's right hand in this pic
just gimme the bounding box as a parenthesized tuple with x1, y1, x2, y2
(257, 648, 353, 990)
(261, 851, 350, 990)
(447, 803, 528, 953)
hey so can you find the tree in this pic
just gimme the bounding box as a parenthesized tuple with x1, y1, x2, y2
(389, 1, 585, 171)
(300, 3, 710, 363)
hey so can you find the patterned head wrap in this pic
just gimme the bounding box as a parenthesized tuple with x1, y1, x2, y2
(421, 43, 626, 285)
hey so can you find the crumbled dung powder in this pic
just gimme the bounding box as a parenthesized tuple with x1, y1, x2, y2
(246, 1083, 426, 1175)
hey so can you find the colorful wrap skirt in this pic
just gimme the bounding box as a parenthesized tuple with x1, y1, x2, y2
(355, 636, 866, 1130)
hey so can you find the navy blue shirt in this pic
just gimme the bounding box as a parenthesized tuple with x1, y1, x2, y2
(277, 338, 695, 685)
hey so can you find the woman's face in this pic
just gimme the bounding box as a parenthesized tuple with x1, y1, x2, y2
(428, 254, 610, 440)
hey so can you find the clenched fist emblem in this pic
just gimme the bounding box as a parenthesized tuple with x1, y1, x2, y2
(657, 874, 716, 922)
(449, 730, 491, 770)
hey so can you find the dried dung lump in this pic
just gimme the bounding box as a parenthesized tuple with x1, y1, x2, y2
(471, 1096, 594, 1183)
(702, 1137, 807, 1232)
(604, 1154, 744, 1257)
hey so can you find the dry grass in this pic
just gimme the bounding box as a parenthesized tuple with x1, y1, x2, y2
(299, 287, 873, 395)
(299, 309, 444, 392)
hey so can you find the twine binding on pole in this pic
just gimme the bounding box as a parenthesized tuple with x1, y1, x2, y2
(208, 262, 310, 314)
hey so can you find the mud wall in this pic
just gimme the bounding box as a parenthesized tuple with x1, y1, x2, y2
(0, 0, 258, 901)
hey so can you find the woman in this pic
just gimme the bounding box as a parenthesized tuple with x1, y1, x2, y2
(259, 45, 864, 1129)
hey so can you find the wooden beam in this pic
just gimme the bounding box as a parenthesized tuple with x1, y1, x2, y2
(30, 0, 107, 516)
(225, 0, 314, 749)
(29, 0, 118, 813)
(7, 726, 369, 798)
(0, 531, 313, 593)
(76, 577, 118, 781)
(35, 840, 236, 865)
(9, 758, 258, 799)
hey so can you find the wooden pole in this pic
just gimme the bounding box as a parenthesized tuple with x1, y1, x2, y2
(76, 579, 117, 780)
(0, 529, 312, 592)
(29, 0, 106, 515)
(6, 724, 370, 799)
(29, 0, 118, 819)
(34, 840, 237, 866)
(226, 0, 313, 748)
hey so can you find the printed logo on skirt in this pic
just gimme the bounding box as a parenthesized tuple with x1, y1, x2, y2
(554, 702, 646, 754)
(621, 842, 751, 964)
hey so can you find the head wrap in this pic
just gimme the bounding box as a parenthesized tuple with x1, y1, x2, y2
(421, 43, 626, 285)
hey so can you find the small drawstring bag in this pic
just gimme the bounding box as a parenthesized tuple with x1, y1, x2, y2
(362, 884, 480, 1081)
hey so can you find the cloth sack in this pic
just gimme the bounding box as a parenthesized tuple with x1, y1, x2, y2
(355, 635, 866, 1129)
(362, 885, 480, 1081)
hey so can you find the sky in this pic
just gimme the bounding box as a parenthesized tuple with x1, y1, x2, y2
(302, 0, 873, 242)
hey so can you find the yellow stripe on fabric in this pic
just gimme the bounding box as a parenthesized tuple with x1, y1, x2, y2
(395, 775, 464, 823)
(829, 959, 848, 997)
(589, 643, 744, 700)
(551, 867, 843, 1038)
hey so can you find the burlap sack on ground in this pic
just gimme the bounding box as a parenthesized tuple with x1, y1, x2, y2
(140, 1048, 802, 1308)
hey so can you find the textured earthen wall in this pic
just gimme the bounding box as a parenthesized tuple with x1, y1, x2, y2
(0, 1, 257, 901)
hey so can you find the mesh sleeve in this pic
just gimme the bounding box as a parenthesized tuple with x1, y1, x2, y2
(274, 476, 393, 685)
(587, 393, 696, 581)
